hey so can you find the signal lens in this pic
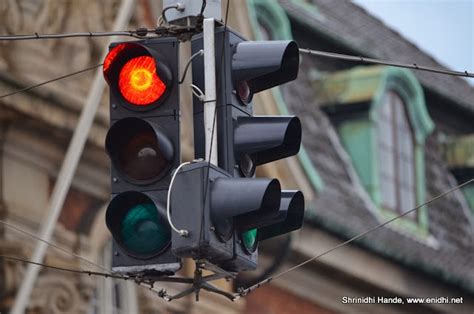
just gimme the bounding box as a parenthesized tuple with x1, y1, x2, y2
(242, 228, 258, 253)
(239, 153, 255, 177)
(120, 203, 170, 256)
(119, 56, 166, 105)
(118, 128, 167, 181)
(106, 118, 174, 183)
(237, 80, 252, 104)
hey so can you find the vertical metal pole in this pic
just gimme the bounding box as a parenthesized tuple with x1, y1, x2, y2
(203, 18, 218, 165)
(10, 1, 136, 313)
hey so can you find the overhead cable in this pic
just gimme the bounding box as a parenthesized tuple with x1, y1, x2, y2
(300, 48, 474, 78)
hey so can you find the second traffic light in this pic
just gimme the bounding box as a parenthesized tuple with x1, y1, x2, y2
(103, 38, 181, 275)
(177, 27, 305, 271)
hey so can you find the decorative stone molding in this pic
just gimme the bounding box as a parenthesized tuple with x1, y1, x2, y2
(30, 272, 90, 313)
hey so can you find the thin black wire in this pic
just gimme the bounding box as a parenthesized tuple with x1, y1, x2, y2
(0, 222, 172, 297)
(299, 48, 474, 78)
(0, 31, 472, 78)
(0, 64, 102, 100)
(0, 254, 130, 281)
(236, 178, 474, 297)
(200, 0, 208, 16)
(0, 30, 148, 41)
(199, 0, 231, 254)
(0, 254, 167, 297)
(0, 219, 111, 274)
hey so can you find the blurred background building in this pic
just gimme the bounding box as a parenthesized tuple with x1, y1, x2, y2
(0, 0, 473, 313)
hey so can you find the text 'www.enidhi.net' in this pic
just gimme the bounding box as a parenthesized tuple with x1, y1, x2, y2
(341, 296, 464, 305)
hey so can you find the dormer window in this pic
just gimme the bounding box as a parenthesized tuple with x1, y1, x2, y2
(319, 66, 435, 235)
(376, 91, 416, 218)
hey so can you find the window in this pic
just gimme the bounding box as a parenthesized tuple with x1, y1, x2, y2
(320, 66, 434, 234)
(376, 91, 416, 217)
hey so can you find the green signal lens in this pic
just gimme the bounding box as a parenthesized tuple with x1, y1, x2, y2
(242, 228, 258, 254)
(120, 203, 170, 256)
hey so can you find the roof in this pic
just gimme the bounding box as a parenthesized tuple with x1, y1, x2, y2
(278, 0, 474, 115)
(270, 0, 474, 293)
(281, 62, 474, 293)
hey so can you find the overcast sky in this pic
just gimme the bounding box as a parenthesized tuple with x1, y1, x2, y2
(353, 0, 474, 84)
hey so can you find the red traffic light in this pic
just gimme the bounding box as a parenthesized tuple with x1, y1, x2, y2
(103, 43, 172, 107)
(119, 55, 166, 105)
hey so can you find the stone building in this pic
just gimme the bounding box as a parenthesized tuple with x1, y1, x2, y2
(0, 0, 473, 313)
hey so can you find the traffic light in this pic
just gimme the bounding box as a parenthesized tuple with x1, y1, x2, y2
(103, 38, 181, 275)
(170, 27, 304, 272)
(170, 161, 281, 263)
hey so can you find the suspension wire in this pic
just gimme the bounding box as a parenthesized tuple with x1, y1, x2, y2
(1, 252, 186, 303)
(235, 178, 474, 298)
(0, 222, 174, 298)
(0, 64, 103, 100)
(0, 219, 111, 273)
(0, 30, 152, 41)
(0, 36, 470, 103)
(0, 254, 130, 281)
(299, 48, 474, 78)
(0, 253, 169, 297)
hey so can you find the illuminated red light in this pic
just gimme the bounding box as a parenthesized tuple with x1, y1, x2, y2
(118, 56, 166, 106)
(103, 43, 127, 74)
(103, 43, 170, 106)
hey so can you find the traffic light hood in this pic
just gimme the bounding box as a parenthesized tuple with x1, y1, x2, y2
(211, 177, 282, 232)
(232, 40, 299, 95)
(234, 116, 302, 168)
(258, 190, 305, 241)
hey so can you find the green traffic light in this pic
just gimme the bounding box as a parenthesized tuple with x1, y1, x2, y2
(120, 203, 170, 256)
(242, 228, 258, 253)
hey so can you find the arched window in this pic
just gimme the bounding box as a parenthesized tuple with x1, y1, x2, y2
(376, 91, 416, 217)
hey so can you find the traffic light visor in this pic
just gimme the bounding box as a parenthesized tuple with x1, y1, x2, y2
(105, 118, 174, 184)
(106, 191, 171, 258)
(103, 42, 172, 106)
(232, 40, 299, 95)
(211, 178, 282, 234)
(259, 190, 305, 241)
(235, 116, 302, 169)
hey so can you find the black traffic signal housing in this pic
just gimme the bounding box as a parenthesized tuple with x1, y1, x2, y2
(171, 27, 304, 272)
(170, 161, 281, 263)
(103, 38, 181, 275)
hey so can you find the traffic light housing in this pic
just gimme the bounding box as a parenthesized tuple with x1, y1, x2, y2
(103, 38, 181, 275)
(175, 27, 305, 272)
(170, 161, 281, 263)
